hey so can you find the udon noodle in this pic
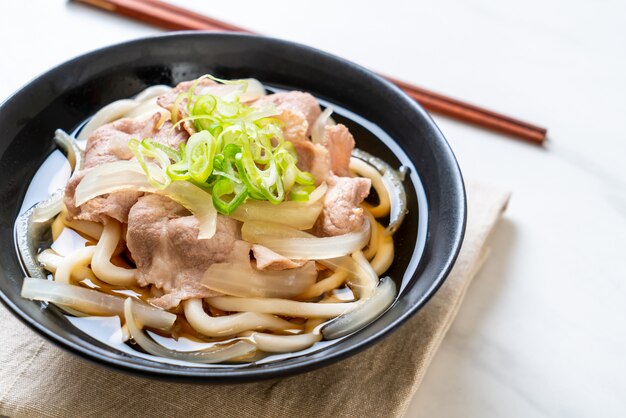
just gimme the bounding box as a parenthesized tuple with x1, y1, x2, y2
(18, 75, 408, 364)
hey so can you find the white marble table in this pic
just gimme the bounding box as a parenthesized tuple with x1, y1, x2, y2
(2, 1, 625, 416)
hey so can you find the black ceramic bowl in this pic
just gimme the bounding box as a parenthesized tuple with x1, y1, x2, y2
(0, 32, 465, 382)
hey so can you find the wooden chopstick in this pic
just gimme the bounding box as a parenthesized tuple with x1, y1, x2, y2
(74, 0, 548, 144)
(140, 0, 253, 33)
(76, 0, 222, 30)
(384, 75, 547, 143)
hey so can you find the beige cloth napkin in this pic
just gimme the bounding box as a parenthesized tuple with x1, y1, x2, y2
(0, 182, 510, 418)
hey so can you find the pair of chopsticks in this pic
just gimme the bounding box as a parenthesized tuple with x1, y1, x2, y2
(74, 0, 548, 144)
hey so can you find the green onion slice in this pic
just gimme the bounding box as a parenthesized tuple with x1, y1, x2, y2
(129, 74, 317, 215)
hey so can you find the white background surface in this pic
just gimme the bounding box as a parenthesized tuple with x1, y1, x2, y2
(1, 1, 625, 416)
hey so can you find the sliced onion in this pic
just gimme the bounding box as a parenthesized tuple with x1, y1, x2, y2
(238, 78, 266, 102)
(321, 276, 396, 340)
(31, 130, 82, 223)
(240, 246, 360, 286)
(162, 181, 217, 239)
(133, 85, 173, 102)
(177, 78, 265, 104)
(311, 106, 334, 144)
(15, 205, 58, 283)
(232, 200, 323, 230)
(316, 253, 378, 299)
(21, 277, 175, 330)
(202, 261, 316, 298)
(77, 99, 139, 143)
(74, 161, 154, 204)
(306, 182, 328, 203)
(351, 149, 408, 234)
(54, 129, 83, 172)
(78, 86, 172, 146)
(381, 171, 406, 234)
(206, 296, 354, 318)
(349, 251, 379, 299)
(318, 256, 360, 275)
(23, 239, 91, 318)
(124, 100, 169, 120)
(247, 332, 322, 353)
(184, 299, 299, 337)
(230, 183, 326, 231)
(124, 298, 255, 363)
(74, 161, 217, 239)
(197, 83, 242, 99)
(31, 190, 64, 223)
(241, 219, 370, 260)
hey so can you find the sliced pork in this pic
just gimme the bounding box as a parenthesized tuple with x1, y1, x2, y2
(314, 175, 371, 237)
(273, 108, 309, 143)
(252, 244, 307, 270)
(156, 78, 218, 111)
(83, 114, 161, 169)
(252, 92, 356, 183)
(292, 140, 331, 185)
(151, 119, 189, 149)
(323, 124, 355, 177)
(64, 172, 142, 224)
(253, 91, 321, 135)
(65, 115, 158, 223)
(251, 92, 331, 183)
(126, 194, 248, 309)
(65, 113, 189, 223)
(285, 123, 355, 185)
(156, 78, 221, 137)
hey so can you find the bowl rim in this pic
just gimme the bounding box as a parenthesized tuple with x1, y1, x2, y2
(0, 31, 466, 382)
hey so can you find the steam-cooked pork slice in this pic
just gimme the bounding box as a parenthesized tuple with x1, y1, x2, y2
(126, 194, 248, 309)
(156, 78, 218, 110)
(292, 140, 331, 185)
(64, 172, 141, 224)
(253, 92, 356, 184)
(82, 113, 188, 167)
(277, 120, 355, 184)
(156, 78, 221, 136)
(314, 175, 371, 237)
(251, 94, 354, 183)
(252, 245, 307, 270)
(273, 108, 309, 143)
(253, 91, 321, 136)
(65, 114, 156, 223)
(65, 113, 188, 223)
(151, 119, 189, 149)
(262, 106, 330, 183)
(83, 114, 161, 169)
(323, 124, 355, 177)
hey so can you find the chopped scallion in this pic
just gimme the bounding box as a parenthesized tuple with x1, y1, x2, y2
(129, 74, 316, 215)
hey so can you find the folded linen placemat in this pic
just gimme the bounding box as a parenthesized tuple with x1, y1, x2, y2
(0, 182, 510, 418)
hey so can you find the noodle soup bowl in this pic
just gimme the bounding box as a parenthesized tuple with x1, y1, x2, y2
(0, 32, 466, 381)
